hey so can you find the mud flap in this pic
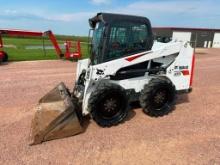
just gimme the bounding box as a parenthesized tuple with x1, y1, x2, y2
(29, 82, 83, 145)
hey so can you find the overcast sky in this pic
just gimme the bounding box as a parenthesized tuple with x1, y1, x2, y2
(0, 0, 219, 35)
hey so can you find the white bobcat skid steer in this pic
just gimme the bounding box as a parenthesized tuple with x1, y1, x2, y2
(30, 13, 195, 145)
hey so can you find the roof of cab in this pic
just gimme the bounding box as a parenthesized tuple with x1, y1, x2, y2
(89, 13, 151, 29)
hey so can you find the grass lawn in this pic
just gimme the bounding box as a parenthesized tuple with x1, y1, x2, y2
(1, 37, 89, 61)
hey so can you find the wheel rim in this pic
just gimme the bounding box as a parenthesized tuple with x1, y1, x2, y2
(152, 88, 169, 110)
(98, 93, 122, 119)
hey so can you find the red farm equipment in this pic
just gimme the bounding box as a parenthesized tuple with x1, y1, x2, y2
(0, 34, 8, 63)
(65, 40, 81, 60)
(0, 29, 81, 63)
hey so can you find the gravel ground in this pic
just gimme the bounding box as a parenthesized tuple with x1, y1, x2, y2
(0, 49, 220, 165)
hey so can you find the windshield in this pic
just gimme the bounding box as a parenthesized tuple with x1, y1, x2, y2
(91, 22, 105, 65)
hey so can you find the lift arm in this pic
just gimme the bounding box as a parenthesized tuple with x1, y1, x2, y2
(43, 30, 63, 58)
(0, 29, 63, 58)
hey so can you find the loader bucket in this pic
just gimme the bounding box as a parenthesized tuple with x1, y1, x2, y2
(29, 82, 83, 145)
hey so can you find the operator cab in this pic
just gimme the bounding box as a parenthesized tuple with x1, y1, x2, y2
(89, 13, 153, 65)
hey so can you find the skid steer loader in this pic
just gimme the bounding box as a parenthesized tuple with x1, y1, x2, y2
(30, 13, 195, 145)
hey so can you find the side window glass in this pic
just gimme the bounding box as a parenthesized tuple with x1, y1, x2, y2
(92, 23, 104, 64)
(107, 27, 127, 60)
(132, 24, 148, 50)
(105, 22, 149, 62)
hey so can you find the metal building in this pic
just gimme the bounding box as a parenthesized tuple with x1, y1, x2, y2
(153, 27, 220, 48)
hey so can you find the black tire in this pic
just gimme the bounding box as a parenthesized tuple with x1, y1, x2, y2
(88, 82, 128, 127)
(140, 78, 176, 117)
(3, 52, 8, 62)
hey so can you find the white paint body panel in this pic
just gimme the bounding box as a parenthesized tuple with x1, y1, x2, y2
(213, 33, 220, 48)
(76, 58, 90, 80)
(172, 31, 191, 42)
(76, 41, 194, 115)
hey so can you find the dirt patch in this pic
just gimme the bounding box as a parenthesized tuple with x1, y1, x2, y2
(0, 49, 220, 164)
